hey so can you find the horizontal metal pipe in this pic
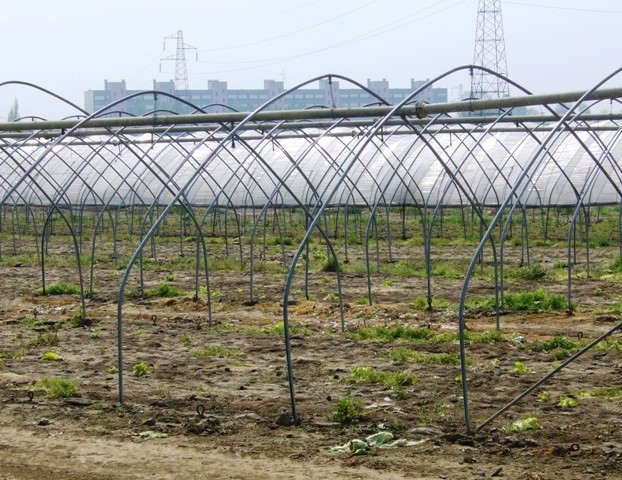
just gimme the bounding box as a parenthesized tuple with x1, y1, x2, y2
(1, 87, 622, 133)
(2, 111, 622, 141)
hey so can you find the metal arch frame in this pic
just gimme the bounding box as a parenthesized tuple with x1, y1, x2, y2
(3, 68, 622, 432)
(280, 65, 502, 422)
(113, 73, 386, 404)
(457, 66, 622, 435)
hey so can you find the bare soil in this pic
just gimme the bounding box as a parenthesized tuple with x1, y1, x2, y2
(0, 243, 621, 479)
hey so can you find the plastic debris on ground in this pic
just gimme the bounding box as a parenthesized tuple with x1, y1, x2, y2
(328, 431, 428, 455)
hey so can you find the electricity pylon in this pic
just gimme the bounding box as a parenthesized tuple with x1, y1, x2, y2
(161, 30, 197, 91)
(470, 0, 510, 100)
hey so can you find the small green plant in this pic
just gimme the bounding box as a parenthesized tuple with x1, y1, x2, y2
(538, 335, 576, 352)
(107, 366, 119, 374)
(193, 345, 243, 358)
(165, 273, 175, 282)
(68, 312, 88, 328)
(90, 332, 101, 340)
(511, 361, 532, 374)
(180, 332, 191, 346)
(34, 283, 81, 296)
(537, 392, 550, 403)
(321, 257, 339, 273)
(556, 396, 577, 409)
(36, 377, 78, 398)
(132, 362, 150, 377)
(41, 351, 62, 361)
(506, 417, 540, 433)
(328, 391, 365, 424)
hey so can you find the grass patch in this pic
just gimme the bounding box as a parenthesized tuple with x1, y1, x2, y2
(193, 345, 243, 358)
(143, 282, 184, 298)
(34, 282, 81, 296)
(465, 330, 507, 344)
(573, 387, 622, 399)
(348, 325, 434, 342)
(36, 377, 78, 398)
(350, 366, 416, 391)
(536, 335, 585, 359)
(505, 264, 547, 281)
(29, 331, 60, 348)
(261, 321, 313, 336)
(389, 347, 462, 365)
(471, 289, 567, 312)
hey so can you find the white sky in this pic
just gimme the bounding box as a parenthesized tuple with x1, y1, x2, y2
(1, 0, 622, 119)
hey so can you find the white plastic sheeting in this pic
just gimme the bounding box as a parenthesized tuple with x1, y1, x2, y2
(2, 124, 622, 209)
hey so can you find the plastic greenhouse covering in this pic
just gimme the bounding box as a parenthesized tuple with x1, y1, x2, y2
(2, 126, 622, 210)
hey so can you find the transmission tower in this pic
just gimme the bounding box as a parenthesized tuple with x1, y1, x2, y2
(470, 0, 510, 100)
(160, 30, 197, 91)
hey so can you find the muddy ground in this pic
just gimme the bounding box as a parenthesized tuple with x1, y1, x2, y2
(0, 241, 621, 479)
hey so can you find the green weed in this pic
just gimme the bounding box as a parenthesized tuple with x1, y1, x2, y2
(505, 264, 547, 281)
(350, 366, 416, 391)
(193, 345, 243, 358)
(144, 282, 184, 298)
(573, 387, 622, 399)
(34, 283, 81, 296)
(36, 377, 78, 398)
(328, 391, 365, 424)
(29, 331, 60, 348)
(389, 347, 462, 365)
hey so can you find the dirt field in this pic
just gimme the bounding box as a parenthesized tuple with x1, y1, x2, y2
(0, 241, 621, 479)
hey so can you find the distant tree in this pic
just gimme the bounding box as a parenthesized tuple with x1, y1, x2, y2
(7, 98, 19, 122)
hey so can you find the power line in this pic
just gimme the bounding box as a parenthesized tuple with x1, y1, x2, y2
(193, 0, 467, 77)
(502, 1, 622, 14)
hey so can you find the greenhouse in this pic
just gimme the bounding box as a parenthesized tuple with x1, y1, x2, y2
(1, 68, 622, 435)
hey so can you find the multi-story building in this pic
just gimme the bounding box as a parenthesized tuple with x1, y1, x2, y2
(84, 77, 447, 116)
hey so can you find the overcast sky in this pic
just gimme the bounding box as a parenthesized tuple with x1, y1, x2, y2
(2, 0, 622, 119)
